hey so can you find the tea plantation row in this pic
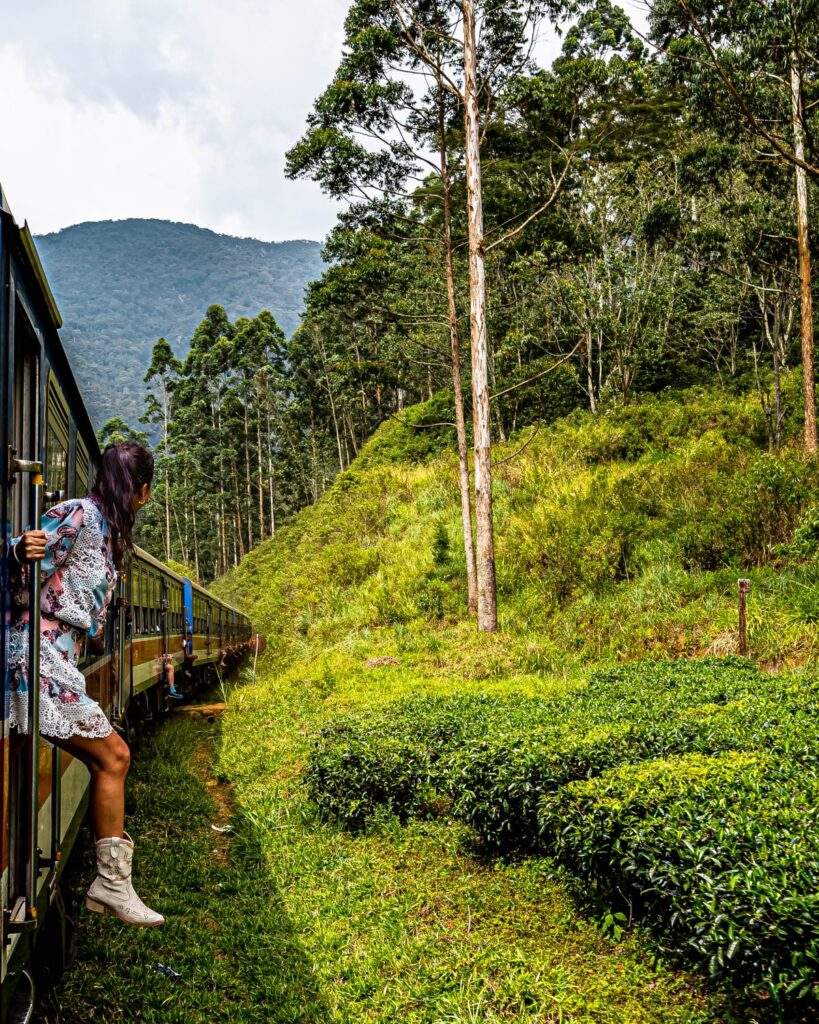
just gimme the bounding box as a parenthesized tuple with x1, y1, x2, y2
(304, 658, 819, 1008)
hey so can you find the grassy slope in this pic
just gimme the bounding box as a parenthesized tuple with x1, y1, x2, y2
(203, 383, 816, 1021)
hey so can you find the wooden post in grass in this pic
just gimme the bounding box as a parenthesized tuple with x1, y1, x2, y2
(738, 579, 751, 656)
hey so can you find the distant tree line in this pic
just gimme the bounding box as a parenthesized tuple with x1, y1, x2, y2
(102, 0, 816, 595)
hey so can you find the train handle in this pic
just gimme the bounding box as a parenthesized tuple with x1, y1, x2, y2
(6, 446, 41, 485)
(25, 467, 44, 920)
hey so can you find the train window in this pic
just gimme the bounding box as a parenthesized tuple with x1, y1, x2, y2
(140, 570, 147, 635)
(141, 571, 148, 635)
(135, 568, 143, 634)
(75, 436, 90, 498)
(46, 374, 69, 499)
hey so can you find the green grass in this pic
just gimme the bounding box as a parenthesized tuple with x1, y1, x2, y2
(48, 382, 818, 1021)
(42, 714, 329, 1023)
(213, 383, 818, 674)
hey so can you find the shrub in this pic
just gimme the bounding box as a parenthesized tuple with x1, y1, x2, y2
(736, 452, 819, 564)
(540, 755, 819, 1005)
(303, 731, 431, 829)
(355, 390, 457, 468)
(447, 722, 651, 852)
(304, 658, 778, 841)
(787, 506, 819, 559)
(304, 693, 544, 829)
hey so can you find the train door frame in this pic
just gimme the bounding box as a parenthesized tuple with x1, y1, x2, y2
(1, 263, 47, 966)
(113, 556, 130, 725)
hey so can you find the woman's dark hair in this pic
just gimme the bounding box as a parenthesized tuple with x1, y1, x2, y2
(90, 442, 154, 567)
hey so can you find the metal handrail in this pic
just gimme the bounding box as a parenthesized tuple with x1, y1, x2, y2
(26, 469, 43, 918)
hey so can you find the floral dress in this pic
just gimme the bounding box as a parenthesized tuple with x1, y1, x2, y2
(6, 496, 117, 739)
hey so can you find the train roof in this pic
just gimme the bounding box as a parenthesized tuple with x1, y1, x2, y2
(132, 547, 247, 617)
(131, 544, 186, 583)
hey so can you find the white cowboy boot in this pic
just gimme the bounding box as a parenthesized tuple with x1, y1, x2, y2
(86, 833, 165, 927)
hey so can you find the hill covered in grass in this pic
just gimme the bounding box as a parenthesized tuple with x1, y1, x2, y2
(36, 219, 324, 428)
(215, 379, 817, 671)
(211, 381, 818, 1021)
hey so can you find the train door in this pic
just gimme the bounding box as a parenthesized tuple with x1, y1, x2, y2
(160, 575, 168, 674)
(2, 287, 45, 958)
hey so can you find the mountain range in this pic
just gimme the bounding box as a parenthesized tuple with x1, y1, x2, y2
(35, 218, 325, 430)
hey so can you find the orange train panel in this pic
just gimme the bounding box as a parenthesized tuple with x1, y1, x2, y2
(37, 743, 51, 809)
(84, 655, 115, 712)
(130, 637, 165, 661)
(37, 741, 76, 811)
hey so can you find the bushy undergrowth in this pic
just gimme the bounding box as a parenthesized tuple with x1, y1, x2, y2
(306, 658, 819, 1006)
(215, 382, 818, 671)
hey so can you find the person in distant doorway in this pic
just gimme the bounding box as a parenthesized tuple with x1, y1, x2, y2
(181, 634, 196, 688)
(162, 652, 184, 700)
(7, 442, 164, 927)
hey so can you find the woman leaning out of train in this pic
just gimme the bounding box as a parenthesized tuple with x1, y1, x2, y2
(7, 441, 164, 928)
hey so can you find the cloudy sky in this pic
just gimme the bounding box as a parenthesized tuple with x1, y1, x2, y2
(1, 2, 643, 244)
(0, 1, 352, 242)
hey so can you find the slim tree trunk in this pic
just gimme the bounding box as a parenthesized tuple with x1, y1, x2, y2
(163, 387, 171, 561)
(255, 379, 265, 538)
(345, 410, 359, 456)
(215, 404, 228, 575)
(791, 55, 817, 454)
(319, 337, 345, 472)
(191, 487, 200, 582)
(243, 401, 255, 549)
(266, 396, 276, 536)
(232, 461, 246, 560)
(181, 464, 190, 565)
(462, 0, 498, 632)
(437, 78, 478, 615)
(586, 330, 597, 413)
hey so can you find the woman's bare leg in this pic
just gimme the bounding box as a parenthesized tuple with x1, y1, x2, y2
(51, 731, 131, 839)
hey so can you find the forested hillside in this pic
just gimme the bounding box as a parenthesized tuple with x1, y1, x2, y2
(35, 219, 324, 428)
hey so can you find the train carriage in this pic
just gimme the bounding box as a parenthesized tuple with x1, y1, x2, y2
(0, 186, 252, 1020)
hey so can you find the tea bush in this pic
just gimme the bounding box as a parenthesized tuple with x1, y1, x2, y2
(540, 755, 819, 1003)
(304, 692, 548, 829)
(305, 658, 781, 841)
(304, 658, 819, 1005)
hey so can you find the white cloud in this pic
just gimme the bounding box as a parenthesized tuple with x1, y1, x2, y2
(0, 1, 348, 241)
